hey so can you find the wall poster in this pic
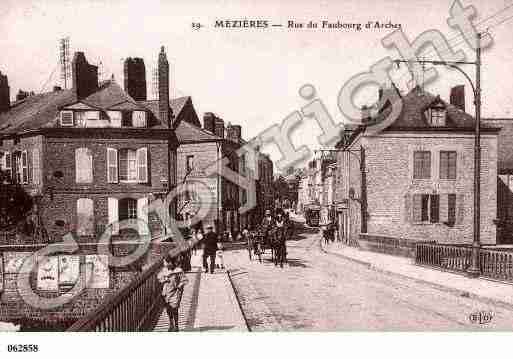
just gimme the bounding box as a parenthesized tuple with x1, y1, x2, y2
(37, 256, 59, 291)
(84, 255, 109, 289)
(58, 255, 80, 286)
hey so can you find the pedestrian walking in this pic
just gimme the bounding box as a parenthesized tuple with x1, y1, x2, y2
(202, 225, 218, 274)
(216, 242, 225, 269)
(157, 254, 188, 332)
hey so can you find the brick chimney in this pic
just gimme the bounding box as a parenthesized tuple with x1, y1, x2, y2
(226, 123, 241, 143)
(0, 71, 10, 114)
(72, 52, 98, 100)
(214, 117, 225, 138)
(158, 46, 170, 127)
(203, 112, 216, 133)
(450, 85, 465, 112)
(124, 57, 147, 101)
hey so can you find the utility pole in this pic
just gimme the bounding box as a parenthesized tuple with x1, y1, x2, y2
(393, 32, 483, 277)
(468, 32, 482, 277)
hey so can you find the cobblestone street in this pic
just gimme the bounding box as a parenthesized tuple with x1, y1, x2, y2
(226, 222, 513, 331)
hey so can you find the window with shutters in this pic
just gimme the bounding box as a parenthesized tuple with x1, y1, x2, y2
(119, 198, 137, 221)
(119, 149, 137, 181)
(412, 193, 440, 223)
(1, 151, 12, 183)
(440, 151, 457, 179)
(413, 151, 431, 179)
(77, 198, 94, 236)
(60, 111, 74, 126)
(118, 148, 148, 183)
(132, 111, 147, 128)
(75, 147, 93, 183)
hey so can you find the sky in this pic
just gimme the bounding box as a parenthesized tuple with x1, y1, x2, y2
(1, 0, 513, 171)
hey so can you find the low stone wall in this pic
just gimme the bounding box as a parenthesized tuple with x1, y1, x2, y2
(0, 241, 174, 329)
(358, 233, 433, 258)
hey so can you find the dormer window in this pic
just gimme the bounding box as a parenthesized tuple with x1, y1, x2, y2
(60, 111, 74, 126)
(425, 105, 446, 127)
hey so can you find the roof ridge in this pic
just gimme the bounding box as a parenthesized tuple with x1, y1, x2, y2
(179, 120, 222, 140)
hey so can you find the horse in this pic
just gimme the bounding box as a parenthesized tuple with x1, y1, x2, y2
(271, 226, 287, 268)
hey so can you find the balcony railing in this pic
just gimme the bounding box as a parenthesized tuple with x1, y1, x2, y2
(415, 242, 513, 282)
(67, 238, 198, 332)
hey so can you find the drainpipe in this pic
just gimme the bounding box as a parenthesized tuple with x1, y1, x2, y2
(360, 145, 367, 234)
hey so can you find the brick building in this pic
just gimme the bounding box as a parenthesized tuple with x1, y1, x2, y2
(335, 85, 499, 246)
(0, 48, 178, 243)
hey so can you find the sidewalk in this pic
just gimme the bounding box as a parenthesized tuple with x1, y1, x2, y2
(153, 250, 248, 332)
(321, 240, 513, 308)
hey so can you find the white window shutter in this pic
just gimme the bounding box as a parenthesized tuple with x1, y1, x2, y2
(136, 147, 148, 183)
(32, 148, 40, 185)
(412, 194, 422, 222)
(404, 193, 411, 223)
(132, 111, 147, 128)
(107, 148, 118, 183)
(137, 197, 149, 235)
(108, 197, 119, 235)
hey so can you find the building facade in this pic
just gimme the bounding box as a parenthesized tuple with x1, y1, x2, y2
(0, 49, 178, 243)
(335, 86, 499, 245)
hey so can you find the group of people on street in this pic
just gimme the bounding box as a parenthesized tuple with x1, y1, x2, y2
(244, 208, 292, 268)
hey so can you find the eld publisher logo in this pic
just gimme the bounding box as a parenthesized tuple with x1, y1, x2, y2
(469, 311, 494, 325)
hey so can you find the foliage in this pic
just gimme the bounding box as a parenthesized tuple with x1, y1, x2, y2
(0, 169, 33, 231)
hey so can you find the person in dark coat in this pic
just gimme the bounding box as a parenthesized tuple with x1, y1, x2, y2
(203, 225, 218, 274)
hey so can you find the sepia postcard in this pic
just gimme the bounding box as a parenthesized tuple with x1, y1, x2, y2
(1, 0, 513, 356)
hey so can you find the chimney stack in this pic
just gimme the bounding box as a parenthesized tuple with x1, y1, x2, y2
(203, 112, 216, 133)
(0, 71, 10, 113)
(450, 85, 465, 112)
(72, 52, 98, 100)
(226, 123, 241, 143)
(158, 46, 170, 127)
(214, 117, 225, 138)
(124, 57, 147, 101)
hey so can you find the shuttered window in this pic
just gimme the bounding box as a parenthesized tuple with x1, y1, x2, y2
(440, 151, 457, 179)
(137, 197, 149, 235)
(413, 151, 431, 179)
(2, 151, 12, 182)
(60, 111, 74, 126)
(412, 194, 441, 223)
(119, 198, 137, 220)
(20, 151, 29, 184)
(448, 194, 457, 224)
(77, 198, 94, 236)
(75, 147, 93, 183)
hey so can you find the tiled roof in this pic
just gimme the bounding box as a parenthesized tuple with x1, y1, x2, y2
(0, 89, 75, 134)
(80, 81, 144, 110)
(0, 81, 158, 135)
(137, 96, 191, 124)
(174, 120, 222, 142)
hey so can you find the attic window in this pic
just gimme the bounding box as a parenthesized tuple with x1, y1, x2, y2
(60, 111, 74, 126)
(426, 106, 446, 127)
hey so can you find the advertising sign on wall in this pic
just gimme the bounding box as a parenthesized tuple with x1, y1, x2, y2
(84, 255, 109, 289)
(58, 255, 80, 286)
(37, 256, 59, 291)
(3, 252, 34, 274)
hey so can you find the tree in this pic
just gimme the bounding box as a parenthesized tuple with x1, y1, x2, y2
(0, 169, 33, 231)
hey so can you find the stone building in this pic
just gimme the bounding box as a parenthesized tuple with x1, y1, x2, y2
(0, 48, 178, 243)
(335, 85, 499, 246)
